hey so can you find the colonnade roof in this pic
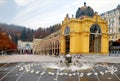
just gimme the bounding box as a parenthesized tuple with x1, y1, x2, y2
(43, 30, 61, 40)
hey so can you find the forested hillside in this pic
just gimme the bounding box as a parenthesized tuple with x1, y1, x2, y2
(0, 23, 34, 43)
(0, 23, 61, 43)
(34, 24, 61, 38)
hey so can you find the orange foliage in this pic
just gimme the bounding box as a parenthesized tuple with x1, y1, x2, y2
(0, 30, 17, 52)
(8, 41, 17, 50)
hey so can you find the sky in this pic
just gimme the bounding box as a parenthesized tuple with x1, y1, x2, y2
(0, 0, 119, 29)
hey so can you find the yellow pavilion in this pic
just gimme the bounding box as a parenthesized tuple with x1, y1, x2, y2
(60, 3, 109, 55)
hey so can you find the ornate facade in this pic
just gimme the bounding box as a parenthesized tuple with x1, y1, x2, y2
(101, 5, 120, 53)
(33, 3, 109, 55)
(60, 3, 109, 54)
(101, 5, 120, 41)
(17, 40, 33, 54)
(33, 39, 42, 54)
(33, 31, 60, 55)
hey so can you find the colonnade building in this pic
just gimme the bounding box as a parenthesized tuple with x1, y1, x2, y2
(33, 3, 109, 55)
(33, 31, 60, 55)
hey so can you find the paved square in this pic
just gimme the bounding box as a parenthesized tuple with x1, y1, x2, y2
(0, 55, 120, 81)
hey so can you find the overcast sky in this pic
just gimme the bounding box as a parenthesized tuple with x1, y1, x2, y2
(0, 0, 119, 29)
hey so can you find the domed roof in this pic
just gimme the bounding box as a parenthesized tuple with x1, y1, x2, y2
(117, 4, 120, 9)
(76, 2, 94, 18)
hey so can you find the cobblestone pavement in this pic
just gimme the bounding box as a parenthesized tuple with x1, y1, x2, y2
(0, 54, 120, 81)
(0, 55, 59, 63)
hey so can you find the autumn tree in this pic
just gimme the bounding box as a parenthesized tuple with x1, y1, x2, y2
(0, 32, 10, 51)
(0, 29, 17, 52)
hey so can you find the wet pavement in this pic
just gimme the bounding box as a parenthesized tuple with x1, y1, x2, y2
(0, 62, 120, 81)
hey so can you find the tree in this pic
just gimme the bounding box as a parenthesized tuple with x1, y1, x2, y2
(14, 35, 18, 44)
(20, 28, 27, 41)
(0, 32, 10, 51)
(8, 41, 17, 52)
(34, 24, 61, 38)
(0, 23, 35, 42)
(0, 30, 17, 52)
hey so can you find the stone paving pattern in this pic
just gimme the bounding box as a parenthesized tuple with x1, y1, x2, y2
(0, 55, 120, 81)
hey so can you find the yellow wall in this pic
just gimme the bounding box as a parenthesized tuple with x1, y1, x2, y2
(60, 14, 109, 55)
(60, 35, 65, 54)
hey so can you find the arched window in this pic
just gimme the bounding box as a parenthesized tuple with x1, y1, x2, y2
(89, 24, 101, 53)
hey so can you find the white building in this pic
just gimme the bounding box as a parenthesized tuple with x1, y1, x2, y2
(17, 40, 33, 54)
(101, 4, 120, 41)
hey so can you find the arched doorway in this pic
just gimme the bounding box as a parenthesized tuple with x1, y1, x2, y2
(52, 42, 54, 55)
(45, 44, 47, 55)
(89, 24, 101, 53)
(65, 36, 70, 54)
(64, 26, 70, 54)
(55, 40, 59, 56)
(24, 43, 32, 54)
(49, 43, 52, 55)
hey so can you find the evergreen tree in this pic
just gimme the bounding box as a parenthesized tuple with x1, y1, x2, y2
(14, 36, 18, 44)
(20, 28, 27, 41)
